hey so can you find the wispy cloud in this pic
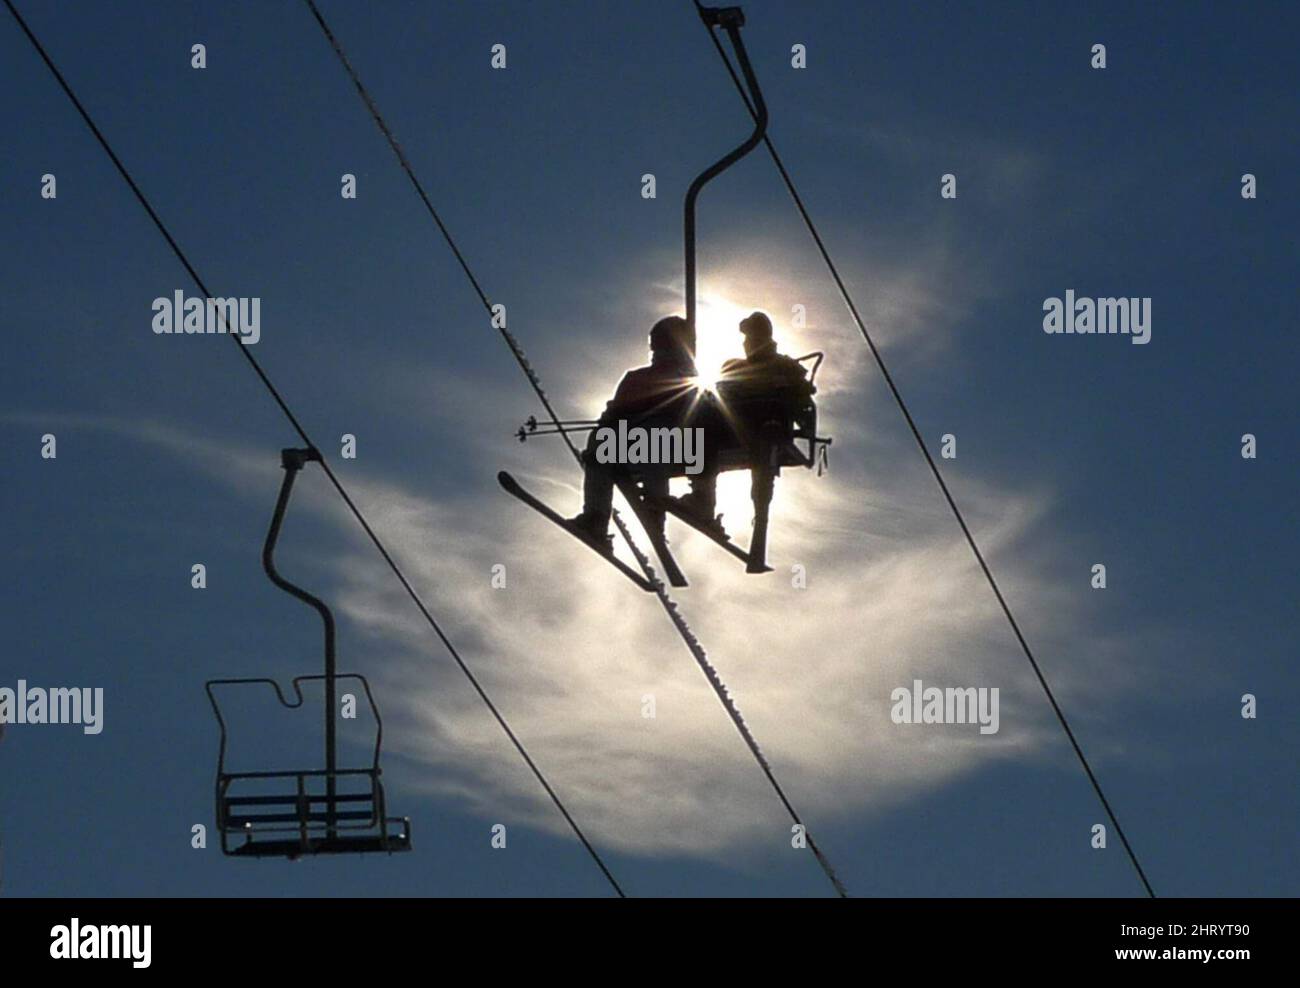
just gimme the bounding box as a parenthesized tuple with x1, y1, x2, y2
(1, 193, 1158, 862)
(4, 378, 1160, 861)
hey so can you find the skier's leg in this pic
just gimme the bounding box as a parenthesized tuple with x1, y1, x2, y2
(677, 403, 722, 524)
(748, 451, 776, 572)
(640, 470, 670, 539)
(682, 469, 718, 524)
(572, 433, 616, 541)
(643, 473, 669, 500)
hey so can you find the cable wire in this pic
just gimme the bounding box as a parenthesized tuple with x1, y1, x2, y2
(693, 1, 1155, 898)
(303, 0, 849, 897)
(3, 0, 625, 898)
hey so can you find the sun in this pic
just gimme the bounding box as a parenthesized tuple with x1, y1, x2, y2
(669, 291, 765, 529)
(691, 293, 751, 392)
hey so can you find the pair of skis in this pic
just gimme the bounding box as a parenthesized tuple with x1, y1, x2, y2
(498, 471, 771, 593)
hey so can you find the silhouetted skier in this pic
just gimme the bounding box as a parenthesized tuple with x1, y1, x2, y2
(718, 311, 811, 400)
(571, 315, 719, 543)
(716, 310, 814, 525)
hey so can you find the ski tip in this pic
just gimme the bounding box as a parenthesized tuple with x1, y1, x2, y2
(497, 470, 516, 489)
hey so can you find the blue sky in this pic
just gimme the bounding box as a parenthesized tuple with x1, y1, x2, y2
(1, 0, 1296, 897)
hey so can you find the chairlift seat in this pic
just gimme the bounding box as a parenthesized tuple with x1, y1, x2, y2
(207, 676, 413, 858)
(622, 353, 829, 481)
(217, 769, 410, 859)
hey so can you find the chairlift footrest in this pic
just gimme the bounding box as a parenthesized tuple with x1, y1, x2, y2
(227, 824, 412, 858)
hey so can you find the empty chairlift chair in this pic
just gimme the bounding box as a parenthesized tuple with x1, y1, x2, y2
(204, 447, 411, 858)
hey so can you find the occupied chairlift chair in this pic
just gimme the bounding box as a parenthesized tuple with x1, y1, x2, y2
(205, 447, 411, 858)
(641, 4, 832, 575)
(512, 6, 831, 584)
(614, 349, 828, 571)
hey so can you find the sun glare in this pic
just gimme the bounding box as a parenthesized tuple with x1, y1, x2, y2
(674, 292, 767, 528)
(692, 294, 751, 392)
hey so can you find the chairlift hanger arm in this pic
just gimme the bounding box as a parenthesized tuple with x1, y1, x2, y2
(684, 4, 769, 333)
(261, 446, 340, 828)
(262, 447, 334, 670)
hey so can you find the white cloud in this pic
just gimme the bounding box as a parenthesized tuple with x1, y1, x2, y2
(28, 411, 1132, 861)
(4, 233, 1155, 864)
